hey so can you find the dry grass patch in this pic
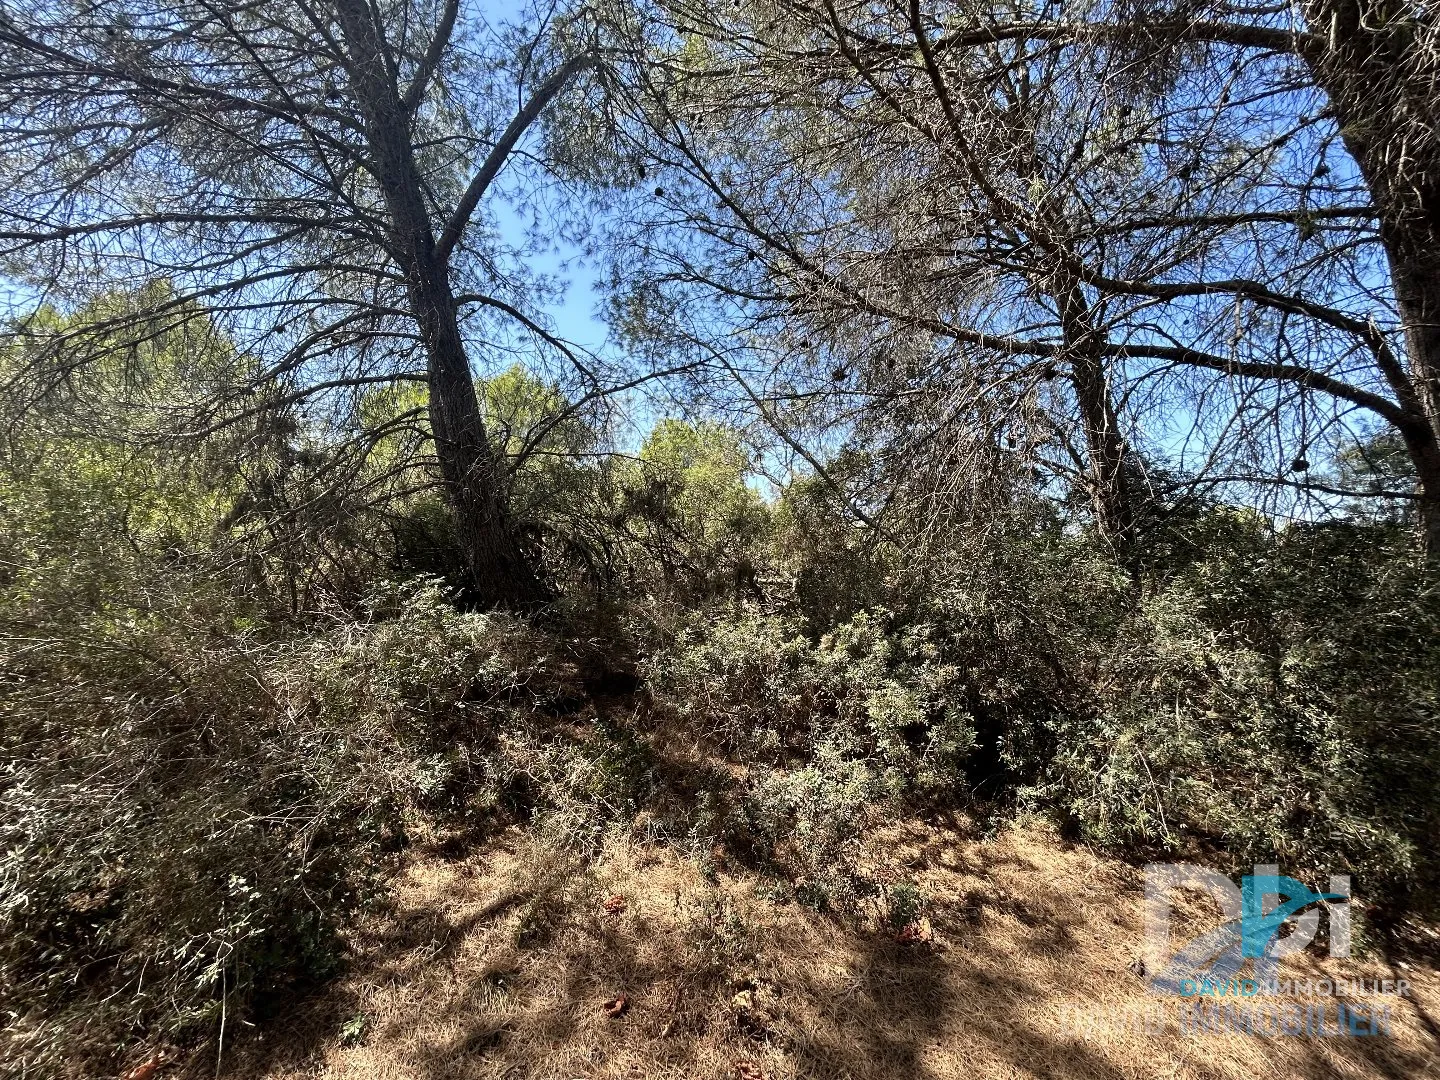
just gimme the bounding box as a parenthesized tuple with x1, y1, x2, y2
(216, 822, 1440, 1080)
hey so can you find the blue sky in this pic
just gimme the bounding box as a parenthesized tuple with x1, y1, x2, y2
(490, 199, 612, 358)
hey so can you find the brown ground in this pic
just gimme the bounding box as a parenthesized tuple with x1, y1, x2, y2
(210, 821, 1440, 1080)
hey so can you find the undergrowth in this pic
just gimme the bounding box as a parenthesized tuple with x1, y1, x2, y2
(5, 517, 1439, 1076)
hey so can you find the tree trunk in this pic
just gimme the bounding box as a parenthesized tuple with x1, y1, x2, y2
(333, 0, 547, 607)
(1053, 274, 1137, 560)
(1301, 0, 1440, 559)
(409, 256, 549, 609)
(1389, 268, 1440, 559)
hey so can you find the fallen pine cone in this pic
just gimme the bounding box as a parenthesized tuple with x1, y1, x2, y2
(603, 993, 629, 1018)
(121, 1054, 168, 1080)
(601, 894, 627, 917)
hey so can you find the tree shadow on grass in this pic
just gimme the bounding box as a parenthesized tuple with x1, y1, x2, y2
(217, 832, 1440, 1080)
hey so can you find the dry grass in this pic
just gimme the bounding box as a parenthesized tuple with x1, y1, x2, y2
(212, 821, 1440, 1080)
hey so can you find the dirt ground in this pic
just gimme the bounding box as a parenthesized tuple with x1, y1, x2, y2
(209, 821, 1440, 1080)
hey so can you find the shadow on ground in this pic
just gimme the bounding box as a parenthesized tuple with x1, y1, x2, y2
(217, 823, 1440, 1080)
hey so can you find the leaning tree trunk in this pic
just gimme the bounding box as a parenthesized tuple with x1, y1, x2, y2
(1302, 0, 1440, 560)
(406, 254, 549, 609)
(334, 0, 547, 608)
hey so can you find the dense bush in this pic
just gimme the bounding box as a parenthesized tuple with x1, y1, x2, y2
(649, 609, 977, 786)
(0, 580, 578, 1075)
(639, 511, 1440, 917)
(1026, 517, 1440, 904)
(644, 608, 978, 904)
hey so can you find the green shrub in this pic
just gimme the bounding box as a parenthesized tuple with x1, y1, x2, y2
(1020, 517, 1440, 904)
(649, 610, 975, 791)
(743, 744, 884, 910)
(650, 514, 1440, 916)
(645, 608, 980, 907)
(0, 580, 575, 1075)
(886, 881, 925, 931)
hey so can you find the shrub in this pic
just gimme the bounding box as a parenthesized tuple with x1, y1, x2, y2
(0, 580, 575, 1075)
(645, 608, 979, 906)
(650, 610, 975, 789)
(649, 515, 1440, 916)
(1020, 517, 1440, 905)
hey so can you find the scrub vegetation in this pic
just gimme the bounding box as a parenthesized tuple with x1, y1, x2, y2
(1, 2, 1439, 1077)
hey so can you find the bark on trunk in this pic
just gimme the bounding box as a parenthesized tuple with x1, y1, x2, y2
(333, 0, 547, 607)
(1053, 274, 1137, 560)
(1301, 0, 1440, 559)
(1390, 268, 1440, 560)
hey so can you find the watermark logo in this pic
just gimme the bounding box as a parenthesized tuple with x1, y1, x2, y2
(1059, 864, 1404, 1040)
(1144, 863, 1350, 994)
